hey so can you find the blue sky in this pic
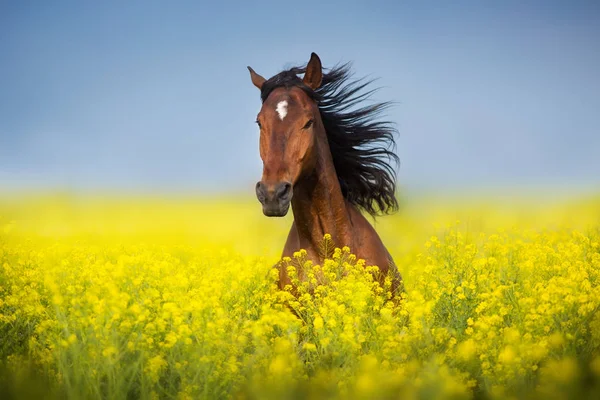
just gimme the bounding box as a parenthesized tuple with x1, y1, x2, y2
(1, 0, 599, 193)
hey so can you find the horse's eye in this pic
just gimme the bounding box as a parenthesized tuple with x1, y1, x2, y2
(302, 119, 314, 130)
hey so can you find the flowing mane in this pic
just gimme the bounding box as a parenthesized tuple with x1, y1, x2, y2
(259, 62, 399, 216)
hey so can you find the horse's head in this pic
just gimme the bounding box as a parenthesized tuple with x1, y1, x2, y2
(248, 53, 323, 217)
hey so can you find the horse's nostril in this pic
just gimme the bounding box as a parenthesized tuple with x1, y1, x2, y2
(255, 182, 267, 202)
(276, 182, 292, 199)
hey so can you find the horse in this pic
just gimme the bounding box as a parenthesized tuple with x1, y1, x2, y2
(247, 52, 402, 296)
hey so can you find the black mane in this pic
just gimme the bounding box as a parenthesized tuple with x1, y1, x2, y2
(260, 62, 399, 216)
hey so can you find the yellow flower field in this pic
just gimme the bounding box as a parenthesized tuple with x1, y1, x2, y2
(1, 193, 600, 399)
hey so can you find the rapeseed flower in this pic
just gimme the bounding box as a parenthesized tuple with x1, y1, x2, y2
(1, 195, 600, 399)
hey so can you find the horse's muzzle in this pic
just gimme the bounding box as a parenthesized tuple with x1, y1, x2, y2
(256, 181, 292, 217)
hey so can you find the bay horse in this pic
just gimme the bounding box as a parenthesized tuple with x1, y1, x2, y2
(247, 53, 402, 296)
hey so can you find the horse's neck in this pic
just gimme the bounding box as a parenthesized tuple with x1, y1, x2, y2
(290, 138, 354, 255)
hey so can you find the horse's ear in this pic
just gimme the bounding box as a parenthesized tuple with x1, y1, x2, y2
(247, 66, 266, 90)
(303, 52, 322, 90)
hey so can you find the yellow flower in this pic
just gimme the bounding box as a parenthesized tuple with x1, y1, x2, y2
(456, 339, 477, 361)
(303, 342, 317, 352)
(313, 315, 324, 330)
(2, 194, 599, 399)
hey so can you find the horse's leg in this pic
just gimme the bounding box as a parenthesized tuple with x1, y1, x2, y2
(272, 223, 304, 318)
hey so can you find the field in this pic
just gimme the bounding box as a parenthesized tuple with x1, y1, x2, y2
(1, 192, 600, 399)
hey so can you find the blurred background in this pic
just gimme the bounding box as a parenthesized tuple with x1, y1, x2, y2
(1, 0, 599, 195)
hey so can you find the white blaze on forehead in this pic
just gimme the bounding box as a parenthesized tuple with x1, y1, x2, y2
(276, 100, 288, 120)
